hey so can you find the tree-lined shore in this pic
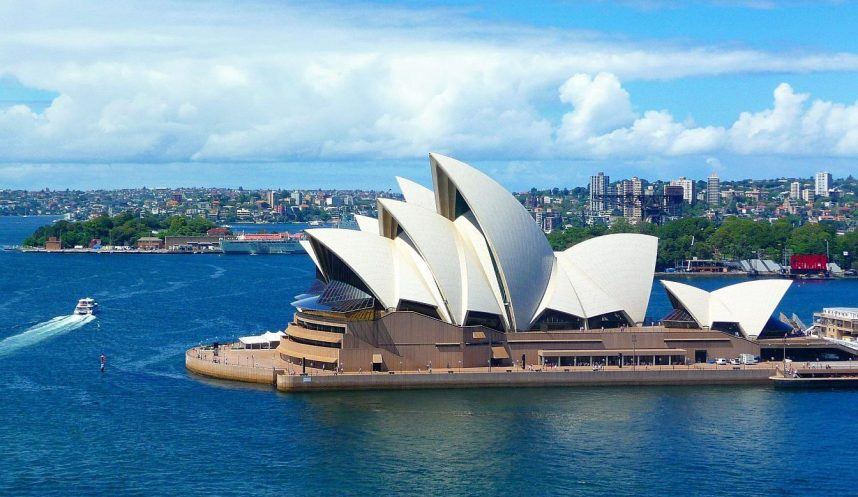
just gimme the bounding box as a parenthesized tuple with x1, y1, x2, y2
(22, 212, 215, 248)
(548, 217, 857, 271)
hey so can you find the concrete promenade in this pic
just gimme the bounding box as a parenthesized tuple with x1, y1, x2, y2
(185, 344, 777, 392)
(185, 347, 281, 385)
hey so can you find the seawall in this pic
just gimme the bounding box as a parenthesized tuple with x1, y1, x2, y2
(185, 351, 279, 385)
(185, 346, 777, 392)
(276, 367, 775, 392)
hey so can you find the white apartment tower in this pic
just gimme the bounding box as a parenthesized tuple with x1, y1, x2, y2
(670, 177, 695, 204)
(815, 171, 832, 197)
(589, 172, 609, 215)
(790, 181, 801, 200)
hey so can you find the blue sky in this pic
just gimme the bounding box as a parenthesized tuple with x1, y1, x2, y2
(0, 0, 856, 190)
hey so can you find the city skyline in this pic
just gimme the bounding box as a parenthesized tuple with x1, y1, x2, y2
(0, 0, 857, 190)
(0, 163, 853, 192)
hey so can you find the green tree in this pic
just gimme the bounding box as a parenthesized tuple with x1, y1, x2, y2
(789, 222, 835, 255)
(834, 231, 858, 270)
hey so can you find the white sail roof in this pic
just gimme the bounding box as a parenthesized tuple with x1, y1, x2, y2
(300, 239, 325, 279)
(662, 280, 711, 325)
(710, 280, 792, 338)
(662, 279, 792, 338)
(298, 153, 666, 333)
(555, 254, 619, 318)
(354, 214, 379, 233)
(396, 176, 436, 211)
(392, 235, 448, 319)
(453, 213, 510, 328)
(561, 233, 657, 324)
(305, 228, 440, 311)
(533, 258, 586, 321)
(377, 198, 502, 324)
(430, 153, 554, 331)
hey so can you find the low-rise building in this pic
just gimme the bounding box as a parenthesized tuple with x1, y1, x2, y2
(163, 236, 221, 252)
(45, 236, 61, 251)
(136, 237, 164, 250)
(815, 308, 858, 340)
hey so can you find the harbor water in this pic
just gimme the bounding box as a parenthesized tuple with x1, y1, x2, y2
(1, 216, 857, 496)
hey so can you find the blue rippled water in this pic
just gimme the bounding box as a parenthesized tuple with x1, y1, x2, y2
(1, 216, 857, 496)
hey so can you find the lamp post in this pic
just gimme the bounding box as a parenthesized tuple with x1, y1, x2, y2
(632, 333, 637, 371)
(487, 329, 492, 372)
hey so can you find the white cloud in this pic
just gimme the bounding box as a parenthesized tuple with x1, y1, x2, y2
(728, 83, 858, 155)
(557, 73, 635, 142)
(553, 75, 857, 159)
(0, 0, 856, 165)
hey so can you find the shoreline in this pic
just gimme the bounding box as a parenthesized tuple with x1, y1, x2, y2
(18, 247, 222, 254)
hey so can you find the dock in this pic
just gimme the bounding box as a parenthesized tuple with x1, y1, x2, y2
(771, 364, 858, 388)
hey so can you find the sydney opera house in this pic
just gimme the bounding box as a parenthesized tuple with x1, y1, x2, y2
(275, 154, 804, 373)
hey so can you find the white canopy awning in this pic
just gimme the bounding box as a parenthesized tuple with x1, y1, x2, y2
(239, 331, 285, 345)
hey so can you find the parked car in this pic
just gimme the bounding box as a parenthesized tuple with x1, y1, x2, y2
(729, 358, 741, 365)
(715, 358, 727, 365)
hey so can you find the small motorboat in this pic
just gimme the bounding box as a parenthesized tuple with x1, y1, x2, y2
(74, 298, 98, 316)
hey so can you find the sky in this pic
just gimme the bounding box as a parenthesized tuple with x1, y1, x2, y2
(0, 0, 856, 190)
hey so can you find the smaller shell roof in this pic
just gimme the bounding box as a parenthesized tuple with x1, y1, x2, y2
(661, 279, 792, 338)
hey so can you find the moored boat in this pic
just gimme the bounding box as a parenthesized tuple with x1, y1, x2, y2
(219, 233, 306, 255)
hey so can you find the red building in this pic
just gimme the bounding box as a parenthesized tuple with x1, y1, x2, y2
(790, 254, 828, 274)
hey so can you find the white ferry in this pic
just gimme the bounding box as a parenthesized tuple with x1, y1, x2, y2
(219, 233, 306, 255)
(74, 297, 98, 315)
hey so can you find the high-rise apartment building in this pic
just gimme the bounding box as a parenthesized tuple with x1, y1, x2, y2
(707, 172, 720, 207)
(631, 177, 643, 221)
(815, 171, 832, 197)
(669, 177, 695, 204)
(589, 172, 609, 215)
(618, 177, 643, 222)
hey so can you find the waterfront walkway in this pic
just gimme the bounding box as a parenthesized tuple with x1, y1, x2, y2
(185, 344, 778, 391)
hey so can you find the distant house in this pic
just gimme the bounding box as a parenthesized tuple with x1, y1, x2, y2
(136, 237, 164, 250)
(45, 236, 61, 251)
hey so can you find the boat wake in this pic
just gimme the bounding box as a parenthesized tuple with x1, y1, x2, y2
(0, 314, 96, 358)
